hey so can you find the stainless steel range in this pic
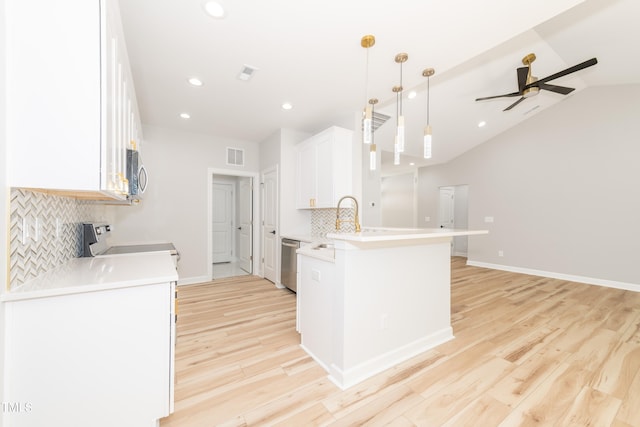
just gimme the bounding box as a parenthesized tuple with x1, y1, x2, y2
(82, 223, 180, 268)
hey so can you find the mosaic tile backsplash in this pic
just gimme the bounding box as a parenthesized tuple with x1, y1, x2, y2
(9, 189, 102, 289)
(311, 208, 356, 237)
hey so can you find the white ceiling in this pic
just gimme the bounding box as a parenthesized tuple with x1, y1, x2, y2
(118, 0, 640, 175)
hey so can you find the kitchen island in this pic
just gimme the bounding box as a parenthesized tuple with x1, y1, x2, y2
(297, 227, 487, 389)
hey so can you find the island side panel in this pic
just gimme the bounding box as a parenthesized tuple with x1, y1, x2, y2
(332, 237, 454, 388)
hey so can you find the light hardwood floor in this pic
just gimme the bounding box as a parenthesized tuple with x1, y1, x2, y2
(160, 258, 640, 426)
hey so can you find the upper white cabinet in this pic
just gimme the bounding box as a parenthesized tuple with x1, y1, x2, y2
(295, 126, 354, 209)
(6, 0, 141, 200)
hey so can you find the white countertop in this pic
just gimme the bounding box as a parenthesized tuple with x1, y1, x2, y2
(2, 252, 179, 302)
(326, 227, 488, 242)
(280, 233, 315, 243)
(297, 245, 336, 262)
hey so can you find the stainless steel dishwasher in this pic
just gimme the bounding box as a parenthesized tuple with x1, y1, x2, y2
(281, 238, 300, 292)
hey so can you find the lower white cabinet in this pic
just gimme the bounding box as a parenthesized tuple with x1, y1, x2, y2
(3, 282, 174, 427)
(298, 255, 335, 369)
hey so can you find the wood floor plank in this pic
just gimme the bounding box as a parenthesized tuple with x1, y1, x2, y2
(560, 386, 621, 427)
(160, 261, 640, 427)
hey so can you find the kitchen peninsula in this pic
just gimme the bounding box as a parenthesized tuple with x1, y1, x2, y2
(297, 227, 488, 389)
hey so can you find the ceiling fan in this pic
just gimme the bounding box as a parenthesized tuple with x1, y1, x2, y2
(476, 53, 598, 111)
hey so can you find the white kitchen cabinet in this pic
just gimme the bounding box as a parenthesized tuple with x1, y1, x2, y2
(298, 254, 335, 369)
(295, 126, 353, 209)
(3, 281, 175, 427)
(6, 0, 142, 200)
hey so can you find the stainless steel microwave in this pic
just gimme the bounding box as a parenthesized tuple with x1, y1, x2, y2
(126, 148, 148, 200)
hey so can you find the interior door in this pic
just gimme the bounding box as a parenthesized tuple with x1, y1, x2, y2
(238, 177, 253, 274)
(439, 186, 455, 253)
(212, 182, 233, 263)
(262, 168, 278, 283)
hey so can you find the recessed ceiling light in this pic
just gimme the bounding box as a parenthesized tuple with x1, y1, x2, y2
(203, 1, 226, 18)
(282, 102, 293, 110)
(188, 77, 203, 87)
(477, 120, 486, 128)
(407, 91, 417, 100)
(180, 113, 191, 119)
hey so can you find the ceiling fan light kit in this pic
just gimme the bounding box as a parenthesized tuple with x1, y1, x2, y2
(475, 53, 598, 111)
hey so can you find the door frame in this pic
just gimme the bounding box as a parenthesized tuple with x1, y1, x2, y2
(207, 168, 261, 280)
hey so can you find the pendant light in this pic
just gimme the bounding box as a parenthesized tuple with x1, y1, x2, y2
(361, 35, 375, 145)
(394, 53, 408, 154)
(422, 68, 435, 159)
(368, 98, 379, 170)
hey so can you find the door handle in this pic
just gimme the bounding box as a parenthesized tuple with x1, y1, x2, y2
(237, 227, 242, 230)
(270, 230, 276, 234)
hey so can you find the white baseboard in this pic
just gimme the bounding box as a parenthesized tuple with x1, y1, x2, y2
(466, 260, 640, 292)
(325, 327, 454, 390)
(177, 275, 210, 286)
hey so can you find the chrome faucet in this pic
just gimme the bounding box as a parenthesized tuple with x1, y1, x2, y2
(336, 195, 361, 232)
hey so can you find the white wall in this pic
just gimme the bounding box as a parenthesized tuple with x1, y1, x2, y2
(106, 125, 260, 284)
(418, 84, 640, 287)
(381, 172, 416, 227)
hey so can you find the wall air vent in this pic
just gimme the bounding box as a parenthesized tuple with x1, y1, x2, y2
(237, 64, 258, 81)
(227, 147, 245, 166)
(362, 111, 391, 132)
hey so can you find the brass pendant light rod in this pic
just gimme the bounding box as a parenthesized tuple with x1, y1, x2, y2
(393, 53, 408, 157)
(361, 35, 376, 146)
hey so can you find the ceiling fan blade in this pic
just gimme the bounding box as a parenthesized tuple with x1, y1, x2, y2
(476, 91, 522, 101)
(538, 82, 575, 95)
(503, 97, 526, 111)
(530, 57, 598, 86)
(517, 67, 528, 91)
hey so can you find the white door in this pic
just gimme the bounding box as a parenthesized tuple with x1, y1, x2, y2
(439, 186, 455, 253)
(262, 168, 278, 283)
(212, 182, 233, 263)
(238, 177, 253, 274)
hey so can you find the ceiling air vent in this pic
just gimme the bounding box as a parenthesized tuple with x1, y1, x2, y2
(227, 147, 244, 166)
(237, 64, 258, 81)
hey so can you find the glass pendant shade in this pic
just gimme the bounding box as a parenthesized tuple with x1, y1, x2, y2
(423, 125, 432, 159)
(393, 136, 400, 165)
(363, 105, 373, 144)
(369, 144, 377, 171)
(396, 115, 405, 152)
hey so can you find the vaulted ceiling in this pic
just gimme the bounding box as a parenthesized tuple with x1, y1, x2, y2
(119, 0, 640, 174)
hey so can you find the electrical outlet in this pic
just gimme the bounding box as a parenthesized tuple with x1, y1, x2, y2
(498, 250, 504, 257)
(484, 216, 494, 223)
(311, 269, 321, 281)
(424, 216, 431, 222)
